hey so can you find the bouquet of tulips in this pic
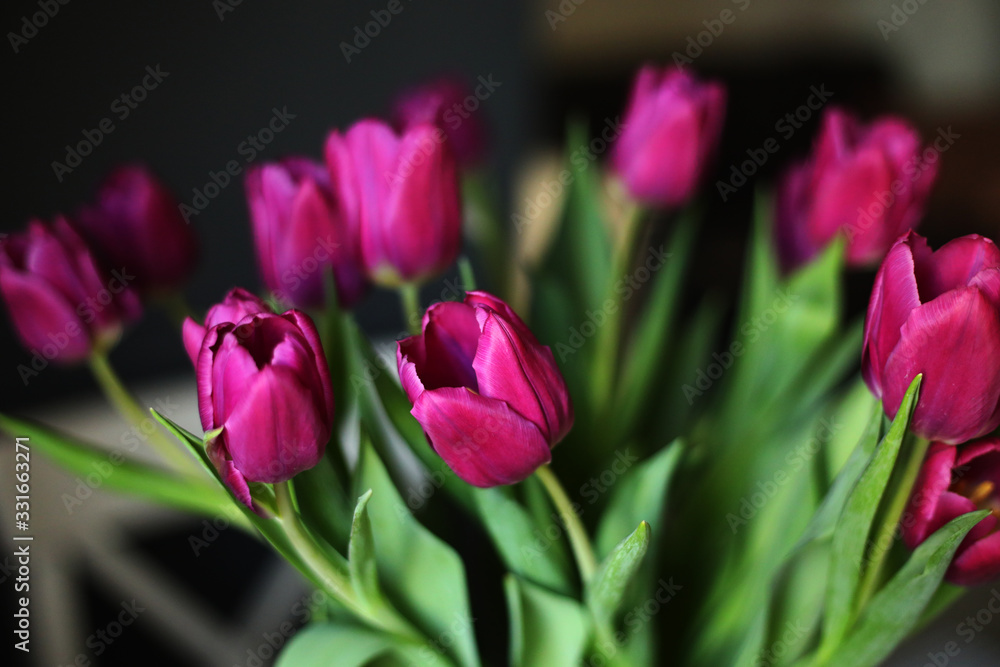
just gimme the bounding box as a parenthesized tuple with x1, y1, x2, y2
(3, 65, 999, 667)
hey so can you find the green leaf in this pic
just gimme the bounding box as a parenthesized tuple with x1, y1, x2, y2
(473, 487, 574, 594)
(505, 575, 590, 667)
(615, 211, 698, 436)
(586, 521, 651, 628)
(349, 489, 380, 606)
(791, 398, 883, 553)
(0, 413, 228, 518)
(595, 441, 683, 559)
(821, 375, 921, 649)
(293, 455, 353, 553)
(357, 438, 480, 667)
(827, 511, 989, 667)
(275, 623, 395, 667)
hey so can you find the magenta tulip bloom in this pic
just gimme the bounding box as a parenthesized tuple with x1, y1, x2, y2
(775, 108, 938, 272)
(246, 158, 367, 309)
(611, 65, 726, 208)
(75, 164, 198, 293)
(862, 232, 1000, 444)
(397, 291, 573, 487)
(193, 309, 333, 508)
(393, 77, 486, 167)
(325, 119, 462, 287)
(182, 288, 272, 364)
(902, 439, 1000, 586)
(0, 218, 141, 363)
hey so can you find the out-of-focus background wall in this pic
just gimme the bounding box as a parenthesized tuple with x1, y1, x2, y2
(2, 1, 999, 665)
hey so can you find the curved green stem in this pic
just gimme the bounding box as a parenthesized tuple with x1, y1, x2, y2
(89, 352, 199, 474)
(535, 464, 598, 583)
(591, 203, 645, 412)
(399, 284, 423, 335)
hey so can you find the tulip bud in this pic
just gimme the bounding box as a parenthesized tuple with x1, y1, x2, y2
(902, 440, 1000, 586)
(862, 232, 1000, 444)
(325, 119, 462, 287)
(396, 291, 573, 487)
(611, 65, 726, 208)
(194, 309, 333, 508)
(0, 218, 141, 363)
(393, 77, 487, 167)
(246, 157, 367, 310)
(181, 288, 272, 365)
(75, 164, 198, 293)
(775, 108, 938, 272)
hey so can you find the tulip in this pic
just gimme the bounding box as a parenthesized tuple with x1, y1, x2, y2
(775, 107, 938, 272)
(393, 77, 486, 167)
(0, 217, 141, 363)
(75, 164, 198, 292)
(396, 291, 573, 487)
(862, 232, 1000, 444)
(902, 439, 1000, 586)
(246, 157, 367, 309)
(182, 288, 272, 364)
(325, 119, 462, 287)
(611, 65, 726, 208)
(194, 309, 333, 508)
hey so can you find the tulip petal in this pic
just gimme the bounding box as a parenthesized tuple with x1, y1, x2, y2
(182, 317, 206, 367)
(0, 266, 92, 362)
(223, 365, 328, 483)
(419, 301, 480, 391)
(915, 234, 1000, 302)
(280, 310, 334, 421)
(862, 235, 922, 397)
(465, 290, 539, 346)
(473, 309, 572, 443)
(883, 287, 1000, 443)
(207, 437, 256, 511)
(412, 387, 551, 487)
(902, 443, 956, 548)
(397, 335, 427, 405)
(949, 531, 1000, 587)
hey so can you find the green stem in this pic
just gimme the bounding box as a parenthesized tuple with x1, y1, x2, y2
(535, 464, 598, 583)
(855, 434, 932, 611)
(275, 482, 423, 643)
(89, 353, 199, 474)
(590, 204, 645, 413)
(399, 284, 422, 335)
(155, 291, 196, 329)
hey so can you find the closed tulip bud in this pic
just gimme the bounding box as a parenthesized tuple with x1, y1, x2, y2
(902, 439, 1000, 586)
(0, 218, 141, 363)
(397, 291, 573, 487)
(325, 119, 462, 287)
(195, 309, 333, 508)
(246, 157, 367, 310)
(863, 232, 1000, 444)
(393, 77, 487, 167)
(775, 108, 938, 272)
(181, 288, 272, 365)
(75, 164, 198, 293)
(611, 65, 726, 208)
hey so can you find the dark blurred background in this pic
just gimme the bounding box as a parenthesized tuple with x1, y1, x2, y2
(3, 1, 1000, 665)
